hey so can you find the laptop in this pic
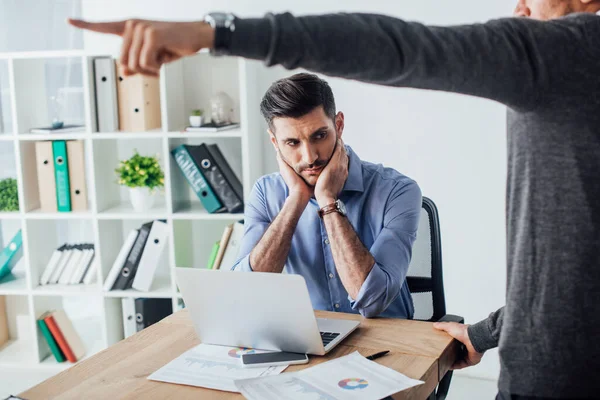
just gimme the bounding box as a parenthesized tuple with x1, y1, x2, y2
(175, 268, 360, 355)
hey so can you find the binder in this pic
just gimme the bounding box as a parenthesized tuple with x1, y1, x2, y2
(219, 222, 245, 271)
(82, 259, 97, 285)
(116, 63, 161, 132)
(52, 141, 72, 212)
(121, 298, 137, 338)
(37, 312, 65, 363)
(171, 145, 224, 213)
(58, 245, 84, 285)
(131, 220, 169, 292)
(212, 224, 233, 270)
(66, 141, 88, 211)
(40, 245, 66, 285)
(49, 245, 73, 284)
(103, 230, 139, 291)
(134, 298, 173, 332)
(207, 144, 244, 202)
(93, 57, 119, 132)
(0, 230, 23, 281)
(188, 144, 243, 213)
(35, 141, 58, 212)
(111, 222, 153, 290)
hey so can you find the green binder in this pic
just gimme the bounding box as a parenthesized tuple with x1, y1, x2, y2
(207, 241, 220, 269)
(52, 140, 72, 212)
(37, 312, 65, 362)
(171, 145, 224, 213)
(0, 230, 23, 281)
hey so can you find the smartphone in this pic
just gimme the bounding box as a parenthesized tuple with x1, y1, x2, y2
(241, 351, 309, 368)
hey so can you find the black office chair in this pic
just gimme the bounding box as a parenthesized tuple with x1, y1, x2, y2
(406, 197, 463, 400)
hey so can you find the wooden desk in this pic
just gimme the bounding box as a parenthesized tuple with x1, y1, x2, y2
(21, 310, 459, 400)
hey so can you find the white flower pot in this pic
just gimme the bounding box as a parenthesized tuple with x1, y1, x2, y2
(129, 187, 155, 212)
(189, 115, 203, 127)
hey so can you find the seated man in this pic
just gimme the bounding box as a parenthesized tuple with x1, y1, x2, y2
(233, 73, 421, 319)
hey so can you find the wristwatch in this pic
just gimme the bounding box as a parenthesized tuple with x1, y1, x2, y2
(203, 12, 236, 56)
(318, 199, 347, 218)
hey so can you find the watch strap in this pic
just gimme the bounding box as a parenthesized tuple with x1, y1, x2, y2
(318, 202, 339, 218)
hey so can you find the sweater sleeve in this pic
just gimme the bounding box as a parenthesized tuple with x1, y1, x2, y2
(467, 307, 504, 353)
(229, 12, 598, 110)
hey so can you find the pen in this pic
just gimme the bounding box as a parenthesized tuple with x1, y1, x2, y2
(365, 350, 390, 361)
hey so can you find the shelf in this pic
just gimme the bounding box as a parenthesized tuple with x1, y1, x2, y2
(0, 340, 38, 366)
(0, 50, 91, 60)
(0, 211, 21, 219)
(167, 129, 243, 139)
(25, 209, 93, 220)
(92, 129, 163, 140)
(103, 278, 173, 298)
(18, 133, 88, 141)
(33, 284, 100, 296)
(172, 203, 244, 221)
(0, 135, 15, 141)
(97, 201, 168, 220)
(0, 272, 28, 295)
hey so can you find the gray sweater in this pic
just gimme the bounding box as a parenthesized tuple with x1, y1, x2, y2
(228, 12, 600, 397)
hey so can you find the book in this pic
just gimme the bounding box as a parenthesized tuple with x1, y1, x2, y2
(131, 220, 169, 292)
(212, 224, 233, 270)
(66, 140, 88, 211)
(134, 298, 173, 332)
(0, 230, 23, 281)
(70, 244, 95, 284)
(37, 312, 65, 363)
(35, 141, 58, 212)
(184, 122, 240, 132)
(50, 310, 86, 361)
(44, 312, 78, 362)
(49, 245, 73, 284)
(39, 245, 66, 285)
(58, 245, 84, 285)
(82, 259, 97, 285)
(52, 140, 72, 212)
(171, 145, 224, 213)
(29, 125, 85, 134)
(103, 230, 139, 291)
(187, 144, 243, 213)
(218, 222, 245, 271)
(111, 222, 153, 290)
(207, 241, 220, 270)
(0, 296, 8, 347)
(121, 298, 137, 339)
(93, 57, 119, 132)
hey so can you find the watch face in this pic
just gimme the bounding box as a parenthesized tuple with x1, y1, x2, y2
(336, 199, 347, 216)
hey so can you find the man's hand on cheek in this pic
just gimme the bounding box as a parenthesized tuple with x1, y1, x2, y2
(315, 139, 349, 208)
(276, 150, 313, 202)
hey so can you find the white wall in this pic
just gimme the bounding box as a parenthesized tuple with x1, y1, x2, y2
(81, 0, 515, 381)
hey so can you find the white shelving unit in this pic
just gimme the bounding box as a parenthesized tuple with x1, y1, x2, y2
(0, 50, 266, 370)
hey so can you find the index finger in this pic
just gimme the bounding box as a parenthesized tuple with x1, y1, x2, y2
(68, 18, 127, 36)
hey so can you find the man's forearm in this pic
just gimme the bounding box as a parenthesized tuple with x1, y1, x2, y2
(249, 193, 309, 273)
(322, 212, 374, 299)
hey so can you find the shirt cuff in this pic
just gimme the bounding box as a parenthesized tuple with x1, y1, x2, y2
(232, 254, 254, 272)
(349, 263, 387, 318)
(468, 317, 499, 353)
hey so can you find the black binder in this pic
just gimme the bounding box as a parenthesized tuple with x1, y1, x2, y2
(187, 144, 243, 213)
(134, 298, 173, 331)
(111, 221, 153, 290)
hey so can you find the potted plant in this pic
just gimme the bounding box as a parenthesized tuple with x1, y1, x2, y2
(0, 178, 19, 212)
(115, 152, 164, 212)
(189, 109, 204, 127)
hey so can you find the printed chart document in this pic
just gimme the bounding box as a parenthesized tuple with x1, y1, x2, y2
(235, 351, 423, 400)
(148, 344, 288, 392)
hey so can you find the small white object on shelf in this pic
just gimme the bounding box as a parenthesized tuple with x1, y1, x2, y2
(28, 125, 85, 134)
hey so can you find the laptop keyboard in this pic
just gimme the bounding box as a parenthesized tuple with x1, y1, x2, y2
(320, 331, 340, 347)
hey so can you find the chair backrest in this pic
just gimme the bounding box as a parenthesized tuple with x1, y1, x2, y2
(406, 197, 447, 322)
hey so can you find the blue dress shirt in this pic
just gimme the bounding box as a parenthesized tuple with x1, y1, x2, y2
(232, 145, 421, 318)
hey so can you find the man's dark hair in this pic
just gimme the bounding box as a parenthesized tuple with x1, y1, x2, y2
(260, 73, 336, 132)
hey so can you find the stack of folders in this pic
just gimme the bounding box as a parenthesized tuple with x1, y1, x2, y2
(121, 298, 173, 339)
(172, 143, 244, 214)
(36, 309, 86, 363)
(103, 220, 169, 292)
(0, 230, 23, 281)
(39, 243, 96, 286)
(35, 140, 88, 213)
(92, 56, 161, 132)
(206, 221, 244, 270)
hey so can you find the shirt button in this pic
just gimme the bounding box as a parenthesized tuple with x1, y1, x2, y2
(329, 273, 334, 279)
(324, 239, 330, 245)
(334, 303, 340, 309)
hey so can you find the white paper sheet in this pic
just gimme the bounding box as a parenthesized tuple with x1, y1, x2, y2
(235, 351, 423, 400)
(148, 344, 288, 392)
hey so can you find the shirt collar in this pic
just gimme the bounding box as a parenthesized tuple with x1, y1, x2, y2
(342, 145, 364, 193)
